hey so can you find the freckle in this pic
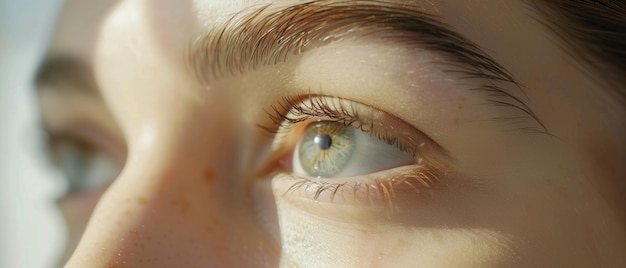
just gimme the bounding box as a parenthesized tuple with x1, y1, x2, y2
(116, 220, 121, 226)
(454, 118, 460, 125)
(457, 105, 463, 110)
(205, 225, 213, 233)
(203, 169, 214, 181)
(133, 241, 143, 249)
(171, 199, 178, 206)
(180, 199, 190, 215)
(137, 196, 147, 205)
(123, 209, 131, 216)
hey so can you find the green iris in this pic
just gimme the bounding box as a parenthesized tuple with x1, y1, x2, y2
(297, 121, 356, 178)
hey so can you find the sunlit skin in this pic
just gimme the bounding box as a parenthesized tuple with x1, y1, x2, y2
(38, 0, 625, 267)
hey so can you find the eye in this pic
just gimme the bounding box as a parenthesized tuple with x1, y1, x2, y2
(294, 121, 416, 178)
(259, 95, 450, 205)
(47, 131, 122, 194)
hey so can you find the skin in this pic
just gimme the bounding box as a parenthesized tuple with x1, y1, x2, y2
(38, 0, 626, 267)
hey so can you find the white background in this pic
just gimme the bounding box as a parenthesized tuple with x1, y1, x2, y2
(0, 0, 66, 267)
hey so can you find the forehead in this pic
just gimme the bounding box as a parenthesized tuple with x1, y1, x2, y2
(48, 0, 116, 63)
(48, 0, 531, 59)
(49, 0, 536, 74)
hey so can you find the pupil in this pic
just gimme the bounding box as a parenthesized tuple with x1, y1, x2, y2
(313, 134, 332, 150)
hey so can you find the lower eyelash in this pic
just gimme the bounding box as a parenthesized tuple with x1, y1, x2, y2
(281, 164, 443, 217)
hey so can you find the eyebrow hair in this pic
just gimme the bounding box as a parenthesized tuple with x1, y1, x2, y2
(35, 56, 98, 94)
(528, 0, 626, 104)
(187, 0, 548, 134)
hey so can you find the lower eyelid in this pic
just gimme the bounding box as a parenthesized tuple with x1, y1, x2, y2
(274, 164, 444, 211)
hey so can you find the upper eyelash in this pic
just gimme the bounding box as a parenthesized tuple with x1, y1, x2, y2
(260, 94, 362, 135)
(259, 94, 422, 158)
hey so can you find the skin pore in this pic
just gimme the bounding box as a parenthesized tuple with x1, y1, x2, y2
(37, 0, 625, 267)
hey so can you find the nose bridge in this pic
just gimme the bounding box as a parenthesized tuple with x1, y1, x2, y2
(65, 122, 233, 267)
(62, 0, 250, 265)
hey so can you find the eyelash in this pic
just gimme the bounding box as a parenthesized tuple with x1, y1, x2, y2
(260, 95, 446, 212)
(261, 94, 419, 157)
(283, 166, 441, 215)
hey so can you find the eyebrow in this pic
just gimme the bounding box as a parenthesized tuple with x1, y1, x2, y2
(527, 0, 626, 104)
(187, 0, 548, 134)
(35, 56, 98, 94)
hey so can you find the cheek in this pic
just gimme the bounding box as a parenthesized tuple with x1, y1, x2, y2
(274, 194, 515, 267)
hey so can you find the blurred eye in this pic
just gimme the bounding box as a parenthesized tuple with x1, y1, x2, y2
(48, 134, 122, 193)
(294, 121, 416, 178)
